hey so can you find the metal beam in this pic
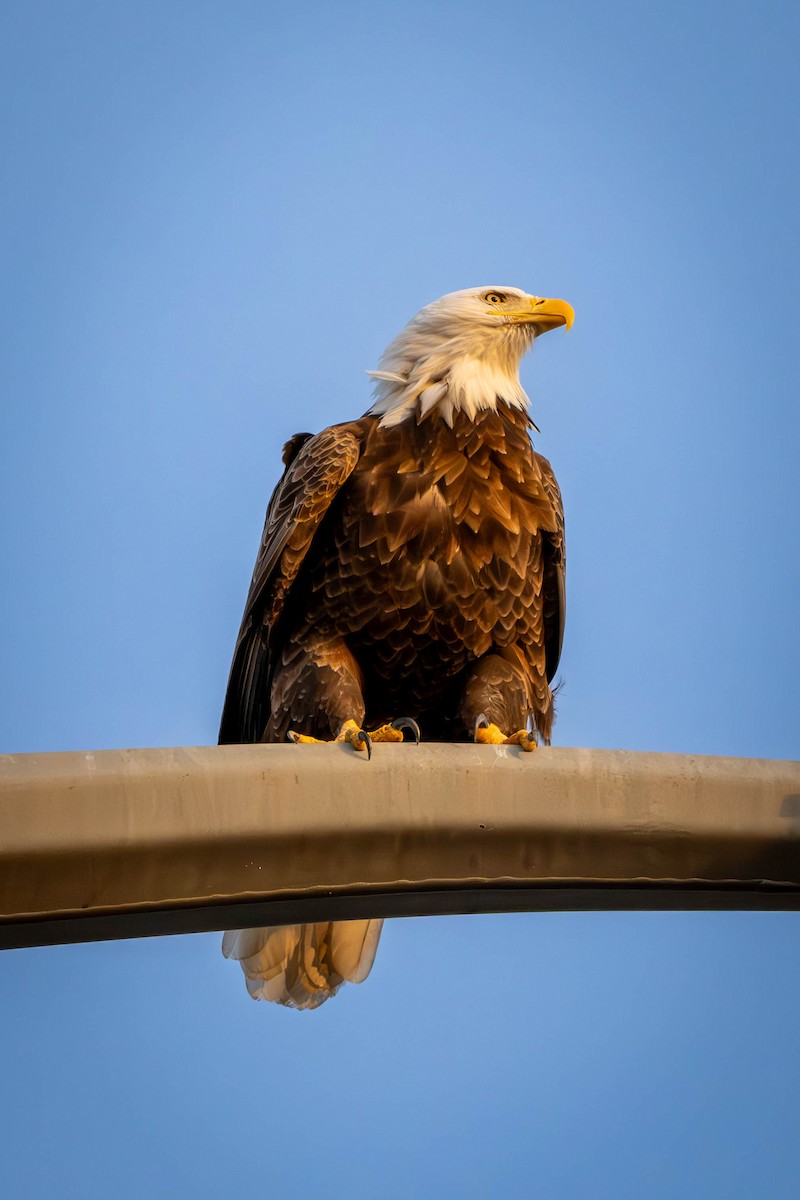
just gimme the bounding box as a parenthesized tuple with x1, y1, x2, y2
(1, 744, 798, 949)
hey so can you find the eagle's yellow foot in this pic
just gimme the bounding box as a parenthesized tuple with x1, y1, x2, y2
(368, 717, 421, 744)
(288, 718, 372, 758)
(474, 715, 536, 752)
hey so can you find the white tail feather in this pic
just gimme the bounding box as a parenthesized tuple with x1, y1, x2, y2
(222, 920, 383, 1010)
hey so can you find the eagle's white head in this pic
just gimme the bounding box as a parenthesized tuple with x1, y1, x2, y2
(367, 286, 574, 428)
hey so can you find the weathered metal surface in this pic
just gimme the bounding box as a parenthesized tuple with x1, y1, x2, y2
(1, 743, 798, 948)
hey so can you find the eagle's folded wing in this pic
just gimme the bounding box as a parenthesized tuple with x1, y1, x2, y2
(219, 424, 362, 744)
(534, 451, 566, 683)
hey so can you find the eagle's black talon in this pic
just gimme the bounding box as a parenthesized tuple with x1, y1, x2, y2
(392, 717, 421, 744)
(474, 713, 490, 737)
(354, 728, 372, 759)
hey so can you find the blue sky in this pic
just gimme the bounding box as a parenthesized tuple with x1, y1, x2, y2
(1, 2, 798, 1197)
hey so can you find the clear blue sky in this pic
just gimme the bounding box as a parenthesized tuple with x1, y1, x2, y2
(1, 2, 798, 1197)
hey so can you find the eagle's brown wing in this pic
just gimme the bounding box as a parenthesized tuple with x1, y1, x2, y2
(219, 423, 363, 743)
(534, 451, 566, 683)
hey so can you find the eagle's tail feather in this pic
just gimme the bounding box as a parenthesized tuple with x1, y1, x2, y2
(222, 919, 383, 1010)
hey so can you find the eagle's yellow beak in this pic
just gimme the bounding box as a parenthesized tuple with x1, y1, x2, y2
(526, 296, 574, 332)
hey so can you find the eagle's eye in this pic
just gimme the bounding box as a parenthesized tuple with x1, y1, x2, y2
(483, 291, 506, 305)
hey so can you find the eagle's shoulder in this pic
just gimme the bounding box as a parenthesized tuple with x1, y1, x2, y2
(246, 419, 367, 620)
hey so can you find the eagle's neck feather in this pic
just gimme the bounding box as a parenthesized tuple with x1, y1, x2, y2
(367, 321, 536, 429)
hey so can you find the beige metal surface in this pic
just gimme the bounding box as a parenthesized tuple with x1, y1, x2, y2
(1, 743, 798, 948)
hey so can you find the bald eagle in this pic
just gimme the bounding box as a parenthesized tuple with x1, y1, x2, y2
(220, 286, 573, 1008)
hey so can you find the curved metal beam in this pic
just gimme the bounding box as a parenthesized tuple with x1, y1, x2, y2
(1, 743, 798, 948)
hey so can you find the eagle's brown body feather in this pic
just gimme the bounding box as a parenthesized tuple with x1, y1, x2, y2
(220, 404, 565, 747)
